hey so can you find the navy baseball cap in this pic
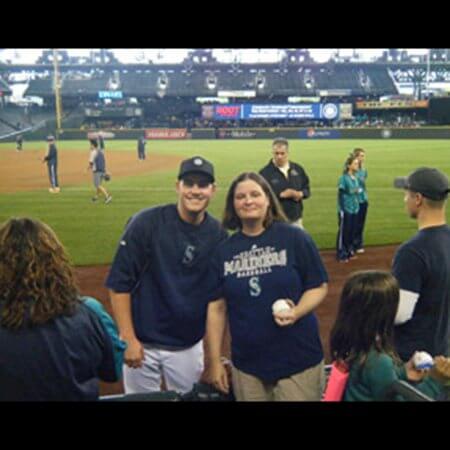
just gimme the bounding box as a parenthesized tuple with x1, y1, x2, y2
(178, 156, 215, 183)
(394, 167, 450, 201)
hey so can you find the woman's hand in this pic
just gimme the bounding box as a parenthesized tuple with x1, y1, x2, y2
(273, 299, 298, 327)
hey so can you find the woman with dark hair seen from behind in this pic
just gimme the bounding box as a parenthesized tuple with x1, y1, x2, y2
(206, 172, 328, 401)
(330, 270, 450, 401)
(0, 217, 125, 401)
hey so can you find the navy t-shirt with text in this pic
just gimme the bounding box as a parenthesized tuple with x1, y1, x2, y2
(210, 221, 328, 382)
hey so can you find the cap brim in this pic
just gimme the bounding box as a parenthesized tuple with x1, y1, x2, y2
(394, 177, 408, 189)
(178, 171, 214, 183)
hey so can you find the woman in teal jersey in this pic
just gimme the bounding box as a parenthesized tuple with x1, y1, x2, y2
(329, 270, 450, 401)
(352, 148, 368, 253)
(336, 153, 360, 262)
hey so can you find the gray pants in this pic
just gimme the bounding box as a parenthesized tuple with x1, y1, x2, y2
(123, 341, 204, 394)
(93, 171, 104, 188)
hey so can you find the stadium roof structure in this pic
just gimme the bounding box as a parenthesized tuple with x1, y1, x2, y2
(0, 76, 12, 95)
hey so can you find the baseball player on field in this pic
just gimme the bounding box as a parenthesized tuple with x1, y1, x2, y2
(336, 153, 360, 262)
(106, 156, 228, 394)
(88, 139, 112, 204)
(42, 135, 60, 194)
(137, 134, 146, 161)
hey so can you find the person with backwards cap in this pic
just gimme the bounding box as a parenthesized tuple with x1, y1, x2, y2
(392, 167, 450, 362)
(106, 156, 227, 395)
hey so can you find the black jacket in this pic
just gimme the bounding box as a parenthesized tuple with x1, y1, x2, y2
(259, 160, 310, 221)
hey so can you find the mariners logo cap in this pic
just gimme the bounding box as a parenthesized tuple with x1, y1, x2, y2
(394, 167, 450, 201)
(178, 156, 215, 183)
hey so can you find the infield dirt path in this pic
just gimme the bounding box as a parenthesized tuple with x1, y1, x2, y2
(0, 147, 183, 193)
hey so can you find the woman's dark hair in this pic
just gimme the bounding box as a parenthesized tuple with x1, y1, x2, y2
(343, 153, 359, 174)
(330, 270, 401, 369)
(222, 172, 288, 230)
(0, 218, 80, 329)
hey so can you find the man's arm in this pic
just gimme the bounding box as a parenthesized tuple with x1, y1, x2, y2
(109, 290, 145, 368)
(204, 299, 229, 393)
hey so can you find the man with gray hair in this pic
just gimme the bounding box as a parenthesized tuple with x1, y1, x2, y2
(392, 167, 450, 361)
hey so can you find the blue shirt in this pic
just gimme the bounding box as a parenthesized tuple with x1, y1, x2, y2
(45, 143, 57, 165)
(106, 204, 228, 348)
(392, 224, 450, 360)
(210, 221, 327, 382)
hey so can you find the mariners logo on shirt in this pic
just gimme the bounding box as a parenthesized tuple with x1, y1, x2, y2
(182, 244, 196, 265)
(249, 276, 262, 297)
(290, 169, 299, 176)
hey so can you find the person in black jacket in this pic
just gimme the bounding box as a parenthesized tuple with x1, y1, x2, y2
(259, 137, 310, 228)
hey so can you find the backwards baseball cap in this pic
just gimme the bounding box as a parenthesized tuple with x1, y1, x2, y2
(394, 167, 450, 201)
(178, 156, 215, 183)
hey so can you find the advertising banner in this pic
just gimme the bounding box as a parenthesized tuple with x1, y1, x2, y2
(355, 100, 429, 110)
(145, 129, 188, 139)
(298, 129, 342, 139)
(203, 103, 340, 120)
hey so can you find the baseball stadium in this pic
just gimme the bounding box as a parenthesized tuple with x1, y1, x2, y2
(1, 48, 450, 402)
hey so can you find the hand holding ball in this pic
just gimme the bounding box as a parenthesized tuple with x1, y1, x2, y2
(272, 299, 292, 314)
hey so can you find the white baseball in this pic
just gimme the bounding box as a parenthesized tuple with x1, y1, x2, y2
(413, 351, 434, 370)
(272, 299, 291, 314)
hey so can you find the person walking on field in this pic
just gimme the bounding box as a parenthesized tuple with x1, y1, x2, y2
(88, 139, 112, 204)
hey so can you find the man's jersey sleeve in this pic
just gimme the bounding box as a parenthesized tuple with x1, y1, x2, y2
(105, 214, 152, 293)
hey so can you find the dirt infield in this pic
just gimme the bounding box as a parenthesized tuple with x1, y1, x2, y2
(0, 147, 183, 193)
(74, 244, 398, 396)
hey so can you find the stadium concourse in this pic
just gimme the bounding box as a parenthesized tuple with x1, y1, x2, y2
(74, 245, 397, 396)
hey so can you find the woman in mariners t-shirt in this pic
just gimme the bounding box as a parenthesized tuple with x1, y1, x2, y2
(206, 172, 328, 401)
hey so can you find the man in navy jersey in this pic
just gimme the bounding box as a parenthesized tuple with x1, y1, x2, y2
(106, 156, 227, 394)
(393, 167, 450, 361)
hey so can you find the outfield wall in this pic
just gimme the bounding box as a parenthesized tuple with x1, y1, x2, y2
(14, 126, 450, 141)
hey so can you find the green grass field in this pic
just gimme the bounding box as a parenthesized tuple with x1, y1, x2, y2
(1, 139, 449, 265)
